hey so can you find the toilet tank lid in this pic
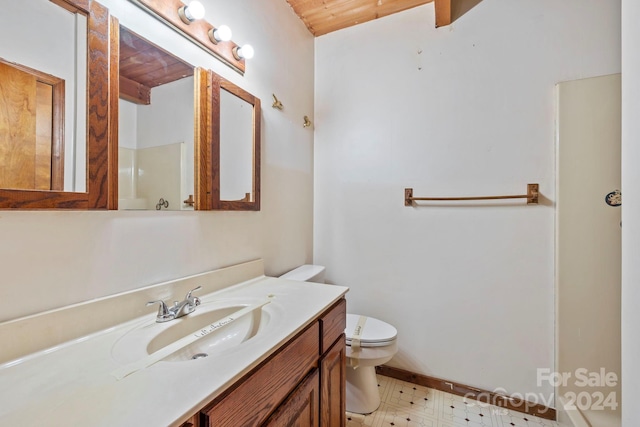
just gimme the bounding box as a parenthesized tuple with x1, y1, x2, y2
(279, 264, 325, 281)
(345, 314, 397, 343)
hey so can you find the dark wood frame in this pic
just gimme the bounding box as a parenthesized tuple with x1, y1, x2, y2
(194, 68, 211, 210)
(0, 57, 66, 191)
(209, 74, 261, 211)
(0, 0, 117, 209)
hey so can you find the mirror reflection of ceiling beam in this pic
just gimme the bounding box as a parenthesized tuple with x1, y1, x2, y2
(118, 26, 193, 105)
(119, 76, 150, 105)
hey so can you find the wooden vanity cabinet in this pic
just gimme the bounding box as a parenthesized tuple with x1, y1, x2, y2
(188, 298, 346, 427)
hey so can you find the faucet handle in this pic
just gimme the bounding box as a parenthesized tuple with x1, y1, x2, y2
(147, 300, 175, 322)
(184, 286, 202, 305)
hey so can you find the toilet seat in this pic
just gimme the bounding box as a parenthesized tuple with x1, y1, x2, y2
(345, 314, 397, 348)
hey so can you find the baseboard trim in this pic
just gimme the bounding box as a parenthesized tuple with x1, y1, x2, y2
(375, 365, 556, 421)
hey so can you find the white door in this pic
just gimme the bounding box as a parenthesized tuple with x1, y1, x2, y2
(556, 73, 621, 425)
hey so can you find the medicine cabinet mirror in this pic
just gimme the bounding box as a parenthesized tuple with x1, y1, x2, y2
(117, 26, 206, 211)
(0, 0, 117, 209)
(209, 74, 261, 211)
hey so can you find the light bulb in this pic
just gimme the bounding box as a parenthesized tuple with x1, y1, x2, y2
(214, 25, 232, 42)
(186, 1, 205, 20)
(179, 1, 205, 23)
(235, 44, 254, 60)
(209, 25, 232, 44)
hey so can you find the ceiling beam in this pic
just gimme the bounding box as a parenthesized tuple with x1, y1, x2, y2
(434, 0, 452, 27)
(286, 0, 433, 36)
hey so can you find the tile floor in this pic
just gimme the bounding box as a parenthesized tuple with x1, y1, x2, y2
(346, 375, 560, 427)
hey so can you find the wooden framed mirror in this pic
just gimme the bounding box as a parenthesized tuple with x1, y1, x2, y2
(0, 0, 117, 209)
(209, 74, 261, 211)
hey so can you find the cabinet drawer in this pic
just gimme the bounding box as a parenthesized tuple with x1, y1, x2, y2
(202, 322, 320, 427)
(320, 299, 346, 355)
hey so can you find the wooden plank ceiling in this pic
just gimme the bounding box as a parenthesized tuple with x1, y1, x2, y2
(119, 26, 193, 105)
(285, 0, 451, 37)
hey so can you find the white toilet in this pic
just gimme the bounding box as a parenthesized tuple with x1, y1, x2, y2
(280, 265, 398, 414)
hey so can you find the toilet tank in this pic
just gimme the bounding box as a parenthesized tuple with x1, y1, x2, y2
(279, 265, 326, 283)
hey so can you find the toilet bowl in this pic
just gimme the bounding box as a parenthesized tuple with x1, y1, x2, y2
(279, 265, 398, 414)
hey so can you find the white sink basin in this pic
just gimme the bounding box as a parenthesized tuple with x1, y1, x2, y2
(112, 297, 275, 364)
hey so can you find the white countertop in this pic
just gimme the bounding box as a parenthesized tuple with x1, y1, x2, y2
(0, 276, 348, 426)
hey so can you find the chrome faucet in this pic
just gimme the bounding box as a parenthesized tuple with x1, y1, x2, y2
(147, 286, 202, 323)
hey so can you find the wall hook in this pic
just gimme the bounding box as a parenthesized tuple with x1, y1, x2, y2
(303, 115, 312, 128)
(272, 94, 283, 110)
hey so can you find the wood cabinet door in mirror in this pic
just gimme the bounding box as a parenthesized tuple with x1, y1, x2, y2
(0, 0, 117, 209)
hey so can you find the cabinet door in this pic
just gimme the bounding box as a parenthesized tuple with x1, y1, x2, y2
(321, 335, 346, 427)
(263, 369, 320, 427)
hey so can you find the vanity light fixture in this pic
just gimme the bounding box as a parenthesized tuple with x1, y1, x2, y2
(178, 0, 205, 24)
(233, 44, 255, 60)
(133, 0, 247, 74)
(208, 25, 232, 44)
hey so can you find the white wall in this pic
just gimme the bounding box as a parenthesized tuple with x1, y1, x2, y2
(0, 0, 314, 323)
(118, 101, 139, 203)
(314, 0, 620, 398)
(136, 77, 194, 151)
(118, 100, 138, 150)
(621, 0, 640, 424)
